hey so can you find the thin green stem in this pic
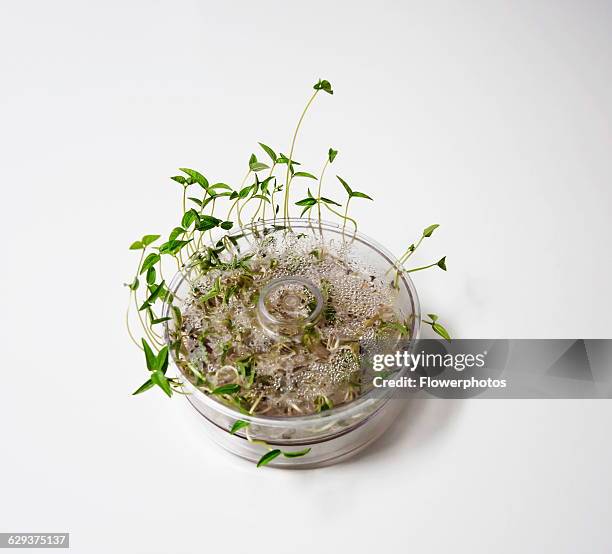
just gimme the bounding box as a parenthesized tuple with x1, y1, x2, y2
(406, 261, 438, 273)
(227, 198, 240, 221)
(157, 259, 166, 286)
(322, 203, 357, 232)
(134, 292, 163, 348)
(207, 198, 217, 244)
(398, 236, 424, 265)
(342, 197, 351, 232)
(283, 89, 320, 223)
(316, 158, 330, 224)
(125, 291, 142, 350)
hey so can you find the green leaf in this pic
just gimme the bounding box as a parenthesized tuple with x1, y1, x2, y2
(320, 197, 341, 206)
(210, 191, 233, 201)
(282, 448, 311, 458)
(129, 241, 144, 250)
(277, 153, 300, 166)
(146, 266, 156, 285)
(293, 172, 317, 180)
(300, 205, 313, 217)
(139, 280, 165, 310)
(336, 175, 352, 196)
(423, 224, 439, 238)
(196, 215, 222, 231)
(250, 162, 270, 172)
(151, 369, 172, 397)
(427, 313, 439, 322)
(171, 175, 187, 185)
(188, 197, 202, 207)
(142, 338, 156, 371)
(132, 379, 154, 395)
(141, 234, 160, 246)
(209, 183, 232, 191)
(159, 239, 192, 255)
(200, 278, 221, 303)
(155, 346, 169, 374)
(259, 176, 275, 194)
(125, 276, 139, 291)
(179, 168, 208, 189)
(437, 256, 447, 271)
(258, 142, 277, 163)
(350, 191, 373, 200)
(172, 305, 183, 328)
(230, 420, 250, 434)
(378, 321, 410, 338)
(432, 322, 451, 341)
(151, 316, 171, 325)
(328, 148, 338, 163)
(295, 198, 317, 207)
(181, 209, 199, 229)
(140, 253, 160, 275)
(238, 185, 253, 199)
(212, 384, 241, 395)
(220, 221, 234, 230)
(257, 449, 282, 468)
(169, 227, 185, 241)
(313, 79, 333, 95)
(251, 195, 270, 202)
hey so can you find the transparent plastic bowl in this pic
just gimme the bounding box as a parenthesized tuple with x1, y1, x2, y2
(163, 219, 420, 467)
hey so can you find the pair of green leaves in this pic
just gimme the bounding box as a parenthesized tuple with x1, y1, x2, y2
(257, 448, 312, 467)
(129, 234, 160, 250)
(181, 211, 232, 233)
(226, 419, 312, 466)
(159, 239, 193, 256)
(249, 153, 269, 173)
(296, 189, 341, 216)
(250, 150, 305, 174)
(336, 176, 373, 201)
(313, 79, 333, 95)
(315, 395, 334, 412)
(423, 314, 451, 341)
(139, 280, 166, 311)
(133, 340, 172, 397)
(276, 153, 300, 167)
(176, 168, 209, 189)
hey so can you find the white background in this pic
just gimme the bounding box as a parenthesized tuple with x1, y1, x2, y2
(1, 1, 611, 553)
